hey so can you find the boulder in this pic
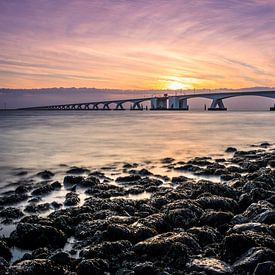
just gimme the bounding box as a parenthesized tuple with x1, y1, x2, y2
(10, 223, 66, 249)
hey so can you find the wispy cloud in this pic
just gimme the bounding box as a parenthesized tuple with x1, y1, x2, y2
(0, 0, 275, 89)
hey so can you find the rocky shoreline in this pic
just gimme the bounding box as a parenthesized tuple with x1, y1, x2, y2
(0, 143, 275, 274)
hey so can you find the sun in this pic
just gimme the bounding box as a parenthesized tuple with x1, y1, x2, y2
(167, 81, 186, 90)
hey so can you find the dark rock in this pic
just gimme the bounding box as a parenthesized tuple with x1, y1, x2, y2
(253, 261, 275, 275)
(133, 262, 158, 275)
(105, 224, 133, 241)
(225, 147, 237, 153)
(0, 240, 12, 261)
(9, 259, 65, 275)
(233, 247, 275, 274)
(115, 175, 141, 183)
(172, 176, 189, 184)
(192, 180, 237, 199)
(15, 171, 28, 176)
(187, 226, 221, 247)
(260, 142, 271, 148)
(81, 240, 132, 259)
(66, 166, 90, 174)
(0, 193, 28, 206)
(24, 203, 51, 213)
(64, 192, 80, 206)
(0, 207, 24, 220)
(134, 232, 201, 257)
(161, 158, 175, 164)
(76, 259, 109, 275)
(221, 233, 256, 263)
(31, 184, 53, 196)
(51, 181, 61, 189)
(49, 251, 70, 265)
(63, 175, 84, 187)
(188, 257, 233, 274)
(195, 196, 238, 212)
(79, 176, 100, 188)
(36, 170, 54, 179)
(200, 211, 233, 229)
(51, 201, 62, 209)
(10, 223, 66, 249)
(0, 257, 9, 275)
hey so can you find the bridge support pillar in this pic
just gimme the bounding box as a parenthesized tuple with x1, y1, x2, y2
(208, 99, 227, 111)
(115, 103, 125, 110)
(103, 103, 111, 110)
(168, 96, 189, 110)
(132, 102, 143, 110)
(150, 97, 168, 110)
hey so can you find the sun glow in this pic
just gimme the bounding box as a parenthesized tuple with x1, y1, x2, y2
(167, 81, 187, 90)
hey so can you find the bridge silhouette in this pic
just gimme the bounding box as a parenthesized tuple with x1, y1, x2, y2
(20, 90, 275, 111)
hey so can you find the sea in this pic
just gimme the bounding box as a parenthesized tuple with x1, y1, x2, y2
(0, 110, 274, 183)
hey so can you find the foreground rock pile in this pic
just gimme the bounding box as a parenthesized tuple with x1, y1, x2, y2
(0, 144, 275, 274)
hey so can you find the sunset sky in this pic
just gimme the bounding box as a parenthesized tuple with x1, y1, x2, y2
(1, 0, 275, 90)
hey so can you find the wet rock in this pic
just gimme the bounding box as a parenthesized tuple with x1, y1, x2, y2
(228, 222, 272, 235)
(161, 157, 175, 164)
(32, 247, 50, 259)
(253, 261, 275, 275)
(225, 147, 237, 153)
(200, 211, 233, 229)
(64, 192, 80, 206)
(36, 170, 54, 179)
(0, 257, 9, 275)
(0, 207, 24, 220)
(233, 247, 275, 274)
(187, 226, 221, 247)
(116, 175, 141, 183)
(134, 232, 201, 257)
(188, 257, 233, 274)
(63, 175, 84, 187)
(15, 185, 32, 194)
(191, 180, 237, 199)
(31, 184, 54, 196)
(10, 223, 66, 249)
(268, 160, 275, 168)
(81, 240, 132, 260)
(133, 261, 158, 274)
(254, 210, 275, 224)
(66, 166, 90, 174)
(105, 224, 133, 241)
(172, 176, 189, 184)
(51, 181, 61, 189)
(76, 259, 109, 275)
(0, 240, 11, 261)
(15, 171, 28, 176)
(78, 176, 100, 188)
(89, 171, 105, 178)
(0, 193, 28, 206)
(260, 142, 271, 148)
(9, 259, 65, 275)
(221, 233, 256, 263)
(130, 224, 157, 242)
(25, 203, 51, 213)
(195, 196, 238, 212)
(51, 201, 62, 209)
(134, 168, 153, 176)
(49, 251, 70, 265)
(136, 213, 169, 233)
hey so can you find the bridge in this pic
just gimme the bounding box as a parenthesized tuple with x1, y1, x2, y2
(19, 90, 275, 111)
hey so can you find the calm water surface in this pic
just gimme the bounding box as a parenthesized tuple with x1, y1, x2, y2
(0, 110, 274, 181)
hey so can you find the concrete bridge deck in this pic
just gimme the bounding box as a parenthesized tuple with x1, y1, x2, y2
(19, 90, 275, 111)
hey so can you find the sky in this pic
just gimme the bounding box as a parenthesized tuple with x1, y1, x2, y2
(1, 0, 275, 91)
